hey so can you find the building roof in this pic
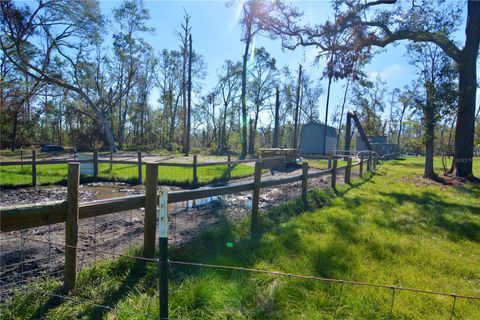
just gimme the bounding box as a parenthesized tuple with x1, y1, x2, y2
(302, 121, 337, 137)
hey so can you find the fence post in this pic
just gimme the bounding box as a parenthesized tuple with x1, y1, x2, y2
(64, 162, 80, 291)
(373, 154, 377, 171)
(21, 147, 23, 171)
(143, 162, 158, 259)
(331, 159, 338, 189)
(328, 152, 333, 169)
(74, 148, 77, 161)
(359, 154, 364, 176)
(251, 161, 262, 236)
(192, 155, 198, 188)
(227, 154, 231, 180)
(138, 151, 143, 184)
(158, 188, 168, 320)
(32, 150, 37, 186)
(93, 149, 99, 178)
(345, 157, 352, 184)
(109, 149, 113, 171)
(302, 162, 308, 200)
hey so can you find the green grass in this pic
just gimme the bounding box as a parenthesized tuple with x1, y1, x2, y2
(308, 158, 348, 169)
(0, 163, 69, 186)
(2, 157, 480, 319)
(0, 163, 254, 188)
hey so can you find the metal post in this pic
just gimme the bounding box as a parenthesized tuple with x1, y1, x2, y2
(192, 155, 198, 188)
(331, 159, 338, 189)
(158, 188, 168, 320)
(251, 161, 262, 235)
(301, 162, 308, 200)
(65, 162, 80, 291)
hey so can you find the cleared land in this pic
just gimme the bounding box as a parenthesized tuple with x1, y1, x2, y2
(1, 157, 479, 319)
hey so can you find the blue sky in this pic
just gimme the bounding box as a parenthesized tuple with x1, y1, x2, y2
(98, 0, 477, 123)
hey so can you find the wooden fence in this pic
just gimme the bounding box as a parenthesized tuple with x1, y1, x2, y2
(0, 150, 284, 187)
(0, 153, 376, 291)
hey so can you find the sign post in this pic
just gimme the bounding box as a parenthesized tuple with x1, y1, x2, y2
(158, 188, 168, 320)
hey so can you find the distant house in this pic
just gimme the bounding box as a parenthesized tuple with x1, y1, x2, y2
(300, 121, 338, 155)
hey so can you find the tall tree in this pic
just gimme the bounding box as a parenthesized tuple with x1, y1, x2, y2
(272, 87, 280, 148)
(247, 47, 278, 155)
(216, 60, 242, 154)
(292, 65, 302, 149)
(408, 43, 458, 177)
(1, 0, 119, 151)
(177, 12, 191, 154)
(186, 34, 193, 155)
(112, 0, 153, 149)
(260, 0, 479, 179)
(236, 0, 271, 158)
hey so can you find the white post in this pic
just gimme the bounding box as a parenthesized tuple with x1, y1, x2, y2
(158, 188, 168, 239)
(158, 188, 168, 320)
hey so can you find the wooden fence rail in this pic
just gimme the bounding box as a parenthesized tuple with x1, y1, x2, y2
(1, 156, 372, 291)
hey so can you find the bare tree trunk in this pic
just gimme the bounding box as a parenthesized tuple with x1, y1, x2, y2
(185, 34, 193, 155)
(248, 118, 254, 156)
(249, 104, 260, 155)
(336, 77, 350, 150)
(293, 65, 302, 149)
(397, 103, 407, 148)
(240, 32, 251, 159)
(181, 28, 189, 154)
(11, 109, 18, 151)
(323, 75, 333, 154)
(424, 103, 435, 178)
(272, 87, 280, 148)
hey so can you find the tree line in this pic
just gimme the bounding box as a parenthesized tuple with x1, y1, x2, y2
(1, 0, 479, 179)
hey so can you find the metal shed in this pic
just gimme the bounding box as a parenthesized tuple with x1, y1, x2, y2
(300, 121, 338, 155)
(356, 135, 399, 156)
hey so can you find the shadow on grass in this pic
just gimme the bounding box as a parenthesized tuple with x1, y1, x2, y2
(378, 190, 480, 243)
(8, 173, 377, 318)
(76, 259, 151, 320)
(28, 286, 64, 320)
(26, 257, 152, 320)
(170, 173, 377, 280)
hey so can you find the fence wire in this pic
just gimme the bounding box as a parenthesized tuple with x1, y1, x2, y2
(2, 233, 479, 320)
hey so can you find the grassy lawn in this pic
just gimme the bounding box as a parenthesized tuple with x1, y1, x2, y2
(2, 157, 479, 319)
(0, 163, 254, 188)
(308, 158, 348, 170)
